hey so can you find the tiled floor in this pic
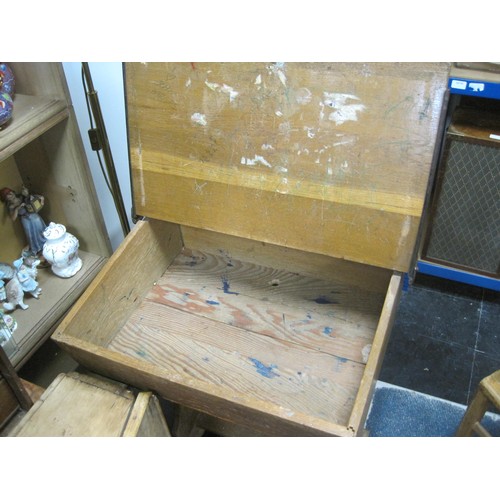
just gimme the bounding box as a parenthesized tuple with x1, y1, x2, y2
(12, 271, 500, 435)
(379, 273, 500, 407)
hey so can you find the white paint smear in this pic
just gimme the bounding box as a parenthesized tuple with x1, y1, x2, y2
(205, 80, 239, 102)
(268, 63, 287, 87)
(323, 92, 366, 125)
(296, 87, 312, 105)
(191, 113, 207, 126)
(304, 126, 315, 138)
(333, 135, 357, 147)
(240, 155, 272, 168)
(222, 84, 239, 102)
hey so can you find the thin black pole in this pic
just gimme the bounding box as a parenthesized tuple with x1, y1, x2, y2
(81, 62, 131, 237)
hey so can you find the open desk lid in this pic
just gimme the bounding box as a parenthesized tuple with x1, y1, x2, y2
(125, 62, 450, 272)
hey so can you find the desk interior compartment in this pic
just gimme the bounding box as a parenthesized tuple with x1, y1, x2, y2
(53, 219, 401, 436)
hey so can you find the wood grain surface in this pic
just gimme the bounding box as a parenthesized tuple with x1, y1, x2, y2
(108, 246, 386, 426)
(125, 62, 450, 271)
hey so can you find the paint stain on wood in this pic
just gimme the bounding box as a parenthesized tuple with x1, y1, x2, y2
(220, 275, 239, 295)
(314, 296, 338, 305)
(323, 326, 333, 336)
(249, 358, 280, 378)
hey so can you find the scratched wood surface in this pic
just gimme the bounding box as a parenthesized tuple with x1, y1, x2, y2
(125, 62, 450, 271)
(108, 246, 386, 426)
(148, 248, 382, 360)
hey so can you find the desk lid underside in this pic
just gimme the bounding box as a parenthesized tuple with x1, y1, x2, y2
(125, 62, 449, 272)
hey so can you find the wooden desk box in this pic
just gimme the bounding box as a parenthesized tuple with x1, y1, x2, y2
(52, 63, 450, 436)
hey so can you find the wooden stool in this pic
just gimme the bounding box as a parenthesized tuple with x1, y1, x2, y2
(9, 372, 171, 437)
(456, 370, 500, 437)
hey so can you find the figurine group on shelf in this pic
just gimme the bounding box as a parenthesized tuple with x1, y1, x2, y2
(1, 185, 83, 315)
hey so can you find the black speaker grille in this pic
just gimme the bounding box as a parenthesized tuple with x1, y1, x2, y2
(425, 138, 500, 275)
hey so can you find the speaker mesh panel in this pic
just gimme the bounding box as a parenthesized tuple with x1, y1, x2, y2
(425, 138, 500, 275)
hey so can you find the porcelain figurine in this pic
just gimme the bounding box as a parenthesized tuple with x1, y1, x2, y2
(0, 186, 47, 257)
(43, 222, 82, 278)
(3, 257, 42, 311)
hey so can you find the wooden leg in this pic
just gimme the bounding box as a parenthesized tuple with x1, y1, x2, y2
(172, 405, 206, 437)
(456, 388, 490, 437)
(0, 346, 33, 411)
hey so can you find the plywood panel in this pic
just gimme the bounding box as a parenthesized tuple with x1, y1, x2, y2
(125, 62, 450, 271)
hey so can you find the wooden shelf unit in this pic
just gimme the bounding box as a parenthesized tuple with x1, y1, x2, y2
(1, 62, 112, 371)
(0, 94, 68, 161)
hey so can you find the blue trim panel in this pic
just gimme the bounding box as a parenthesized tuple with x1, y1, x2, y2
(417, 260, 500, 291)
(449, 77, 500, 100)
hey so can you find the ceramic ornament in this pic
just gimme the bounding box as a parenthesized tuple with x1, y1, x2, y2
(0, 92, 13, 128)
(0, 63, 15, 128)
(2, 257, 42, 311)
(0, 63, 15, 96)
(42, 222, 83, 278)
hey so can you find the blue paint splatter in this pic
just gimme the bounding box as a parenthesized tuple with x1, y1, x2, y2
(206, 299, 220, 305)
(221, 276, 239, 295)
(334, 356, 348, 372)
(323, 326, 333, 336)
(136, 350, 147, 358)
(249, 358, 279, 378)
(314, 296, 337, 305)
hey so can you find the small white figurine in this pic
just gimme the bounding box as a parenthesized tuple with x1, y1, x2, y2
(2, 258, 42, 311)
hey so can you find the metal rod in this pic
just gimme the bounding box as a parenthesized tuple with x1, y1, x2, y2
(82, 62, 131, 236)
